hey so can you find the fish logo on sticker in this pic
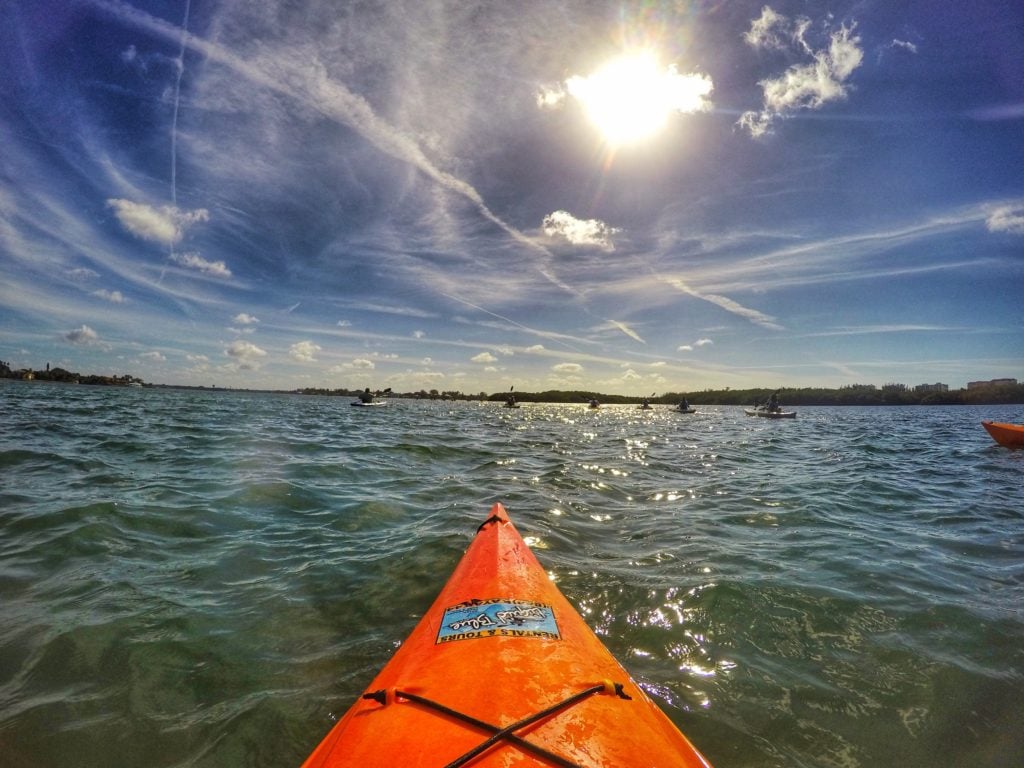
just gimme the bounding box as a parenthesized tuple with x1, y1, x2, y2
(437, 598, 560, 643)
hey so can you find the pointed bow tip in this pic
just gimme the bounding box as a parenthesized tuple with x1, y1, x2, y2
(475, 502, 510, 533)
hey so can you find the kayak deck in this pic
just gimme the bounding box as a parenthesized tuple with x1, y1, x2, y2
(300, 503, 712, 767)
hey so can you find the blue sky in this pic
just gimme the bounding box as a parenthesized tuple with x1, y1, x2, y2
(2, 0, 1022, 394)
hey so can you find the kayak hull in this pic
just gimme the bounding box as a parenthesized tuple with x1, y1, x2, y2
(982, 420, 1024, 448)
(301, 503, 712, 768)
(351, 400, 386, 407)
(744, 408, 796, 419)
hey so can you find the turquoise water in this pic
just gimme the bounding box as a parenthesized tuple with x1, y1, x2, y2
(1, 380, 1021, 767)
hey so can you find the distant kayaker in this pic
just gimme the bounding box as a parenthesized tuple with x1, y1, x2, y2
(506, 394, 516, 407)
(767, 391, 779, 412)
(678, 398, 690, 411)
(359, 388, 374, 404)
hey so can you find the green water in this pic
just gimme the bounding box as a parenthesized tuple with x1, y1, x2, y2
(1, 381, 1021, 767)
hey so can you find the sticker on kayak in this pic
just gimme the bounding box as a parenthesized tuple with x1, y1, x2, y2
(436, 599, 560, 643)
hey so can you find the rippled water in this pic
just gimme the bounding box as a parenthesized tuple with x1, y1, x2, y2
(2, 381, 1022, 767)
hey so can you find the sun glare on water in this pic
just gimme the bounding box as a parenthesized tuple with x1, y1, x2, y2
(567, 52, 712, 147)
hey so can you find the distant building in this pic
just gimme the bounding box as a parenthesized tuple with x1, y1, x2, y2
(914, 383, 949, 393)
(967, 378, 1018, 390)
(882, 382, 907, 392)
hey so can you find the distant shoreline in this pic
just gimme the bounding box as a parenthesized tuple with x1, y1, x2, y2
(3, 373, 1022, 406)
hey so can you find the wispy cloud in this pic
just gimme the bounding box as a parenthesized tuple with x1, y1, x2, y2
(606, 319, 646, 344)
(87, 0, 575, 296)
(794, 324, 961, 338)
(739, 7, 864, 137)
(552, 362, 583, 374)
(171, 252, 231, 278)
(678, 338, 713, 352)
(667, 278, 783, 330)
(93, 289, 125, 303)
(986, 206, 1024, 234)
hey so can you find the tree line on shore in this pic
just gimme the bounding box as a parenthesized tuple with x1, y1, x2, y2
(483, 383, 1024, 406)
(0, 361, 142, 387)
(4, 360, 1020, 405)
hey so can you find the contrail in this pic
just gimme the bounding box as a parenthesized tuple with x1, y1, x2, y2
(158, 0, 190, 284)
(441, 293, 589, 355)
(170, 0, 191, 208)
(86, 0, 579, 298)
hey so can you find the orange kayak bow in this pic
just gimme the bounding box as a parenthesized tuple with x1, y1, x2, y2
(982, 420, 1024, 448)
(301, 503, 713, 767)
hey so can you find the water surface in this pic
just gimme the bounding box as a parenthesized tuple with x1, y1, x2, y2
(1, 381, 1021, 767)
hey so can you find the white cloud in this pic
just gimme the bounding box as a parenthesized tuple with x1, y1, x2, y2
(67, 267, 99, 281)
(234, 313, 259, 325)
(678, 337, 714, 352)
(536, 84, 566, 109)
(172, 252, 231, 278)
(289, 340, 320, 362)
(986, 207, 1024, 234)
(739, 9, 863, 137)
(472, 351, 498, 363)
(93, 289, 125, 303)
(622, 368, 642, 380)
(744, 6, 798, 51)
(140, 350, 165, 362)
(413, 330, 426, 339)
(187, 354, 209, 363)
(225, 340, 266, 370)
(890, 39, 918, 54)
(350, 358, 375, 369)
(525, 345, 547, 353)
(65, 325, 98, 344)
(542, 210, 619, 251)
(337, 320, 352, 327)
(107, 199, 209, 245)
(552, 363, 583, 374)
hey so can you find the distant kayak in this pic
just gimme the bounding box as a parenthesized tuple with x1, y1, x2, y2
(676, 407, 696, 414)
(744, 408, 796, 419)
(300, 503, 714, 768)
(982, 420, 1024, 448)
(351, 400, 386, 407)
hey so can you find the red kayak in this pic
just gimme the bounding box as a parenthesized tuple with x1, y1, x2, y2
(982, 420, 1024, 448)
(301, 503, 713, 767)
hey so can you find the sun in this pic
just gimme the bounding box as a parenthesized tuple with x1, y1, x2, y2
(566, 52, 713, 147)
